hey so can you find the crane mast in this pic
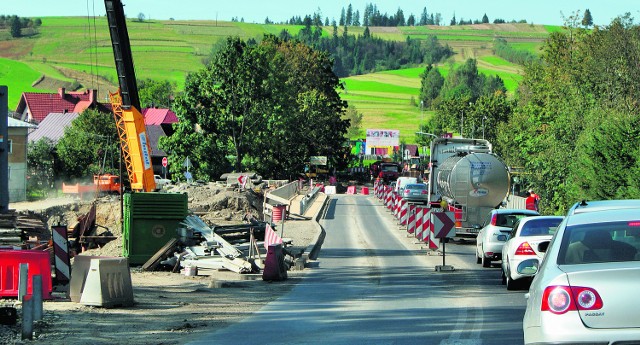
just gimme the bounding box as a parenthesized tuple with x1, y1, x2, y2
(104, 0, 156, 192)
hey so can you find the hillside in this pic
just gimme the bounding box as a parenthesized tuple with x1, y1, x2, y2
(0, 18, 553, 142)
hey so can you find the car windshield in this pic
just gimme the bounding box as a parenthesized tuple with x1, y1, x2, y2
(520, 218, 563, 236)
(557, 221, 640, 264)
(406, 184, 426, 190)
(382, 165, 398, 172)
(496, 213, 533, 228)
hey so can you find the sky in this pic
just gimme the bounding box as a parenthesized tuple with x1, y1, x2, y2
(8, 0, 640, 27)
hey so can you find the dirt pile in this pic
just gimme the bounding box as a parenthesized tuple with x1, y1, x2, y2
(9, 182, 266, 258)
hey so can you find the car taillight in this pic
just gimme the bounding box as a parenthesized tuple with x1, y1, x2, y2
(421, 190, 428, 194)
(515, 242, 536, 255)
(404, 189, 410, 195)
(490, 213, 497, 226)
(541, 286, 603, 314)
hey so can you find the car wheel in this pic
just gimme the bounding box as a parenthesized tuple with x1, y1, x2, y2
(476, 252, 481, 264)
(506, 270, 518, 290)
(481, 254, 491, 268)
(501, 269, 506, 285)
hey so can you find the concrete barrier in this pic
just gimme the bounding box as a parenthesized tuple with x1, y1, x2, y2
(71, 256, 134, 308)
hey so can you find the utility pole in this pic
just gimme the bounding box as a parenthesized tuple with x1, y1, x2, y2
(0, 86, 8, 213)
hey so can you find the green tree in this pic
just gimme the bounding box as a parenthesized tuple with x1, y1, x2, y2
(161, 35, 348, 180)
(27, 138, 57, 193)
(56, 109, 120, 179)
(10, 16, 21, 37)
(343, 104, 363, 138)
(137, 12, 145, 22)
(138, 78, 176, 108)
(346, 4, 353, 26)
(419, 64, 444, 108)
(482, 14, 489, 23)
(582, 9, 593, 27)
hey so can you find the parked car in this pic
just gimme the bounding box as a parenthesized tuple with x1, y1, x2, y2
(154, 175, 172, 190)
(400, 183, 428, 204)
(476, 209, 540, 267)
(522, 200, 640, 344)
(501, 216, 564, 290)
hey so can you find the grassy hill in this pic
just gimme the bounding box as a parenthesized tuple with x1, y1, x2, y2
(0, 17, 554, 142)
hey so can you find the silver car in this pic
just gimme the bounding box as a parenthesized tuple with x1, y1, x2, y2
(501, 216, 564, 290)
(522, 200, 640, 344)
(476, 209, 540, 268)
(400, 183, 428, 204)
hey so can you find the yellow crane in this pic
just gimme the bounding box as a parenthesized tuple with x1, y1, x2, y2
(104, 0, 156, 192)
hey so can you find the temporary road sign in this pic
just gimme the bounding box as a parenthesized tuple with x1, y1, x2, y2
(432, 211, 455, 239)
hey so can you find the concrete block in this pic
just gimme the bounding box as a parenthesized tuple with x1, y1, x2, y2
(71, 256, 134, 308)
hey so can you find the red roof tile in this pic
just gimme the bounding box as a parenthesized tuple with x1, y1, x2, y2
(17, 88, 97, 124)
(142, 108, 178, 125)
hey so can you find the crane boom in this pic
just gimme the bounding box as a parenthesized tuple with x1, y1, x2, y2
(104, 0, 156, 192)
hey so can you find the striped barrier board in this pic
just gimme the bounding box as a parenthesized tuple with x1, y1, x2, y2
(385, 187, 392, 208)
(52, 225, 71, 284)
(399, 198, 408, 225)
(421, 209, 433, 244)
(414, 206, 424, 240)
(407, 204, 416, 234)
(393, 193, 398, 217)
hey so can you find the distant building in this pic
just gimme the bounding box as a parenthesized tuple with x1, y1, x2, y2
(7, 117, 37, 202)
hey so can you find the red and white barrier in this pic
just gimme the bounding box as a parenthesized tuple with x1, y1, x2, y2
(420, 209, 433, 244)
(399, 198, 408, 225)
(346, 186, 356, 194)
(360, 187, 369, 195)
(414, 206, 424, 240)
(52, 225, 71, 284)
(392, 193, 398, 216)
(407, 204, 416, 234)
(385, 187, 392, 209)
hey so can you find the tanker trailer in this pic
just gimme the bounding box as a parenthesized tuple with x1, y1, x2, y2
(426, 138, 510, 238)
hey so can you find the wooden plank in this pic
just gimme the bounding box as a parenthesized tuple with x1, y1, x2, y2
(141, 238, 178, 271)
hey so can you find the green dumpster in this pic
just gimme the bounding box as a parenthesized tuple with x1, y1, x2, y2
(122, 192, 188, 265)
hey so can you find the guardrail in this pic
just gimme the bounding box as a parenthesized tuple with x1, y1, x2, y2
(299, 186, 322, 215)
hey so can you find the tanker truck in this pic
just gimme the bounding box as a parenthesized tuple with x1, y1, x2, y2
(427, 138, 510, 238)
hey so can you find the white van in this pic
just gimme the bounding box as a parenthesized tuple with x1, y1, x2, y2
(395, 177, 417, 193)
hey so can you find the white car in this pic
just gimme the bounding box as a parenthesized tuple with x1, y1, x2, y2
(500, 216, 564, 290)
(476, 208, 540, 267)
(522, 200, 640, 344)
(154, 175, 171, 190)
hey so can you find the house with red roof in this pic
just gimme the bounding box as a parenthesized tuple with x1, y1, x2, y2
(15, 88, 109, 124)
(142, 107, 178, 136)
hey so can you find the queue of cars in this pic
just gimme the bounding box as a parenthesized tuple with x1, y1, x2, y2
(473, 199, 640, 344)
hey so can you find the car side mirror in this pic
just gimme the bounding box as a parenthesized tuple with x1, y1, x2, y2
(517, 259, 539, 276)
(538, 241, 550, 253)
(497, 234, 508, 241)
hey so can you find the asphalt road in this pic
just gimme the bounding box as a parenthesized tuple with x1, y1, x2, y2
(189, 194, 527, 345)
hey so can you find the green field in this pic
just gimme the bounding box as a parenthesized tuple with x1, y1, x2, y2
(0, 58, 46, 107)
(0, 18, 547, 143)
